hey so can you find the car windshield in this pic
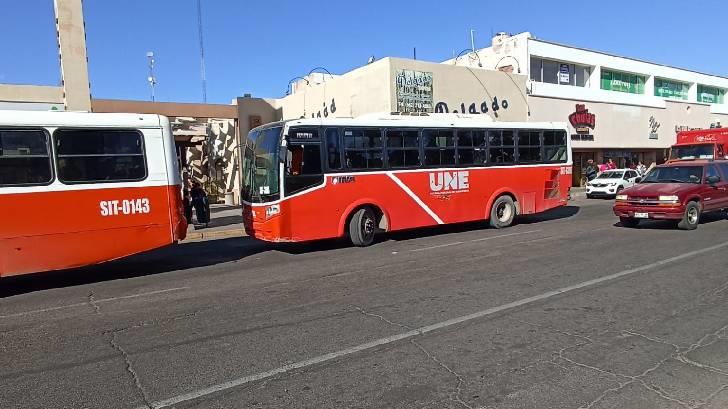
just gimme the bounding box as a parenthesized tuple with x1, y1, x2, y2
(242, 126, 282, 203)
(671, 144, 714, 160)
(641, 166, 703, 184)
(597, 171, 623, 179)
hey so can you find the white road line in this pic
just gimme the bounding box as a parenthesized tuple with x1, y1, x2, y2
(0, 287, 189, 319)
(386, 172, 444, 224)
(141, 241, 728, 409)
(469, 230, 541, 242)
(410, 241, 465, 252)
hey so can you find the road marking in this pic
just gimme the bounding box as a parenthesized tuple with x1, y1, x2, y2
(469, 230, 541, 242)
(0, 287, 189, 319)
(386, 172, 444, 225)
(141, 241, 728, 409)
(410, 241, 465, 252)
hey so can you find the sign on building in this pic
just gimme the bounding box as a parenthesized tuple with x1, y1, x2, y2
(558, 64, 570, 84)
(569, 104, 595, 141)
(395, 69, 433, 113)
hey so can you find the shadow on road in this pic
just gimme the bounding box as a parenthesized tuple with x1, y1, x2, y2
(0, 237, 268, 298)
(0, 205, 582, 296)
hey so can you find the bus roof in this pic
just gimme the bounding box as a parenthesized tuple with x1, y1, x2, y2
(0, 110, 166, 128)
(252, 113, 567, 133)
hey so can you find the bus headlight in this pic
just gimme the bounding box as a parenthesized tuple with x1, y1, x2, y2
(615, 194, 628, 201)
(266, 204, 280, 219)
(658, 195, 679, 203)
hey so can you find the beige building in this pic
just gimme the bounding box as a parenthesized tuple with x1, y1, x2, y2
(236, 57, 529, 127)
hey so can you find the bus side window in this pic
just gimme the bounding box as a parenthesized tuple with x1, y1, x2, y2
(285, 144, 324, 195)
(325, 128, 342, 170)
(488, 130, 515, 164)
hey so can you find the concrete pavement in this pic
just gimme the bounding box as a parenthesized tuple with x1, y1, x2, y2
(2, 198, 728, 408)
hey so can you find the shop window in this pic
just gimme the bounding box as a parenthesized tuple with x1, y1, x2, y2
(655, 78, 688, 100)
(0, 128, 53, 186)
(530, 57, 590, 87)
(601, 69, 645, 94)
(698, 84, 725, 104)
(423, 129, 455, 166)
(55, 128, 146, 183)
(488, 130, 515, 164)
(344, 128, 383, 169)
(457, 129, 487, 165)
(285, 143, 324, 194)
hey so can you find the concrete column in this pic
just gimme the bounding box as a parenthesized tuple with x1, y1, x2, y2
(589, 65, 601, 89)
(688, 82, 698, 102)
(54, 0, 91, 112)
(645, 75, 655, 97)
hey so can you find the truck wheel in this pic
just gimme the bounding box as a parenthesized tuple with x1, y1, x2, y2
(620, 217, 639, 228)
(349, 207, 376, 247)
(490, 195, 516, 229)
(678, 201, 700, 230)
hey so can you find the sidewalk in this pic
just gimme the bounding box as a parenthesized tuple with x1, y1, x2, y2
(569, 187, 587, 200)
(185, 204, 245, 240)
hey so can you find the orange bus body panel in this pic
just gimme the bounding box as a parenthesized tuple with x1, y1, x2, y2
(0, 185, 183, 277)
(243, 165, 570, 243)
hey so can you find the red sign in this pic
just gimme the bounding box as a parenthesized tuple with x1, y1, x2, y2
(569, 104, 595, 131)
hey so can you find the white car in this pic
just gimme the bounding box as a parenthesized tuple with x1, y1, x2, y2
(586, 169, 641, 199)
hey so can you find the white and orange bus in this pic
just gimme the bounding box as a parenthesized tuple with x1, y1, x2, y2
(242, 113, 571, 246)
(0, 111, 187, 277)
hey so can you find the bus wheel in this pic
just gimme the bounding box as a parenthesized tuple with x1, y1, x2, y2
(349, 207, 376, 247)
(490, 195, 516, 229)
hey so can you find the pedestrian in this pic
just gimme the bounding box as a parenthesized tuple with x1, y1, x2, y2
(607, 158, 617, 170)
(190, 181, 210, 227)
(183, 186, 193, 224)
(598, 162, 608, 173)
(584, 159, 599, 183)
(636, 161, 647, 176)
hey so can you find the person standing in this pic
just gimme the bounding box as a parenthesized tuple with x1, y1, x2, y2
(636, 161, 647, 176)
(584, 159, 599, 183)
(607, 158, 617, 170)
(190, 181, 210, 227)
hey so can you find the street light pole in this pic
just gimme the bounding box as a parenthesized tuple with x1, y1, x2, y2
(146, 51, 156, 102)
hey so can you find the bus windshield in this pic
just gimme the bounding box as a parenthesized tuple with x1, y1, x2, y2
(671, 144, 714, 160)
(242, 126, 282, 203)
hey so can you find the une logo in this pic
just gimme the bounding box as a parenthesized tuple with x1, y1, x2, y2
(429, 171, 469, 192)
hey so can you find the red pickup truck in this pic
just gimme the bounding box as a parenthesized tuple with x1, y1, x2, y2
(613, 160, 728, 230)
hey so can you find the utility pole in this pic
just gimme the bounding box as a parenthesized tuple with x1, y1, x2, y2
(197, 0, 207, 103)
(146, 51, 156, 102)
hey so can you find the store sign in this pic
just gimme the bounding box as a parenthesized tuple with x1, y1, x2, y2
(649, 116, 660, 139)
(601, 70, 645, 94)
(395, 69, 433, 113)
(558, 64, 570, 84)
(675, 125, 701, 133)
(569, 104, 595, 141)
(655, 79, 688, 100)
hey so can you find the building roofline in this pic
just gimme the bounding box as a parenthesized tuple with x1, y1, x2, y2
(530, 37, 728, 81)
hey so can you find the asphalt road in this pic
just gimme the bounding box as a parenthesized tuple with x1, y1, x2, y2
(3, 198, 728, 409)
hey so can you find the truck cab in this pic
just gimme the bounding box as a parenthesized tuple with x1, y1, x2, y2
(670, 129, 728, 161)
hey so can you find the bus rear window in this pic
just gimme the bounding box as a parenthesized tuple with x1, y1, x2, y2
(0, 128, 53, 186)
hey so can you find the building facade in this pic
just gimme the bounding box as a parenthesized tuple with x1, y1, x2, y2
(458, 32, 728, 185)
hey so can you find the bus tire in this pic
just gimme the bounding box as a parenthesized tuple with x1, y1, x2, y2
(678, 201, 700, 230)
(489, 195, 516, 229)
(349, 207, 376, 247)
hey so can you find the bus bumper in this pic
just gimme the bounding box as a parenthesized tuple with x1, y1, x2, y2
(243, 204, 286, 242)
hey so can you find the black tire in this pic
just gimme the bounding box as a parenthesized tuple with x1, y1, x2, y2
(678, 201, 700, 230)
(349, 207, 377, 247)
(586, 194, 593, 199)
(620, 217, 639, 228)
(489, 195, 516, 229)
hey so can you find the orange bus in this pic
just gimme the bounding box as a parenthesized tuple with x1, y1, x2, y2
(242, 113, 571, 246)
(0, 111, 187, 277)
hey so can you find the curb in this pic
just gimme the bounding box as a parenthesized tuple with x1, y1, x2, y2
(184, 228, 245, 241)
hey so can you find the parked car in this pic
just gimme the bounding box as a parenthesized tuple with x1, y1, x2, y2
(613, 160, 728, 230)
(586, 169, 641, 199)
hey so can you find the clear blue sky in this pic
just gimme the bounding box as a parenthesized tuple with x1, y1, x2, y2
(2, 0, 728, 104)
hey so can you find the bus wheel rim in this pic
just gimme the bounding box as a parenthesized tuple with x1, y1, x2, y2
(363, 216, 375, 237)
(497, 203, 512, 222)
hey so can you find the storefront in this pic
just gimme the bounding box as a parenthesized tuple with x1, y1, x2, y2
(528, 97, 726, 186)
